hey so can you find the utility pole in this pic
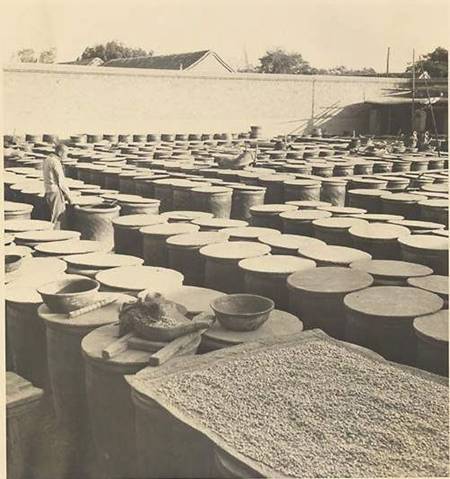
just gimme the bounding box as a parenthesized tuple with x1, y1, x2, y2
(386, 47, 390, 76)
(243, 45, 250, 71)
(411, 49, 416, 133)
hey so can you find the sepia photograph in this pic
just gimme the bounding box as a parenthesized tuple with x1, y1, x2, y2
(1, 0, 449, 478)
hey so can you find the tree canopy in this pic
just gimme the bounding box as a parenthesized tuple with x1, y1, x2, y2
(258, 48, 312, 74)
(406, 47, 448, 78)
(39, 48, 57, 64)
(15, 47, 56, 63)
(257, 48, 377, 76)
(79, 40, 153, 62)
(16, 48, 38, 63)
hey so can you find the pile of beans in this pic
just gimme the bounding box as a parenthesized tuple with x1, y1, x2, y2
(153, 338, 448, 478)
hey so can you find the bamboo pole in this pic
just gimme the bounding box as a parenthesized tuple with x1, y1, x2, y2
(422, 77, 442, 157)
(411, 49, 416, 133)
(386, 47, 390, 76)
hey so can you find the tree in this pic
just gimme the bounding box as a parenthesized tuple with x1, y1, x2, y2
(39, 47, 57, 64)
(406, 47, 448, 78)
(79, 40, 153, 62)
(17, 48, 38, 63)
(258, 48, 313, 74)
(322, 65, 377, 76)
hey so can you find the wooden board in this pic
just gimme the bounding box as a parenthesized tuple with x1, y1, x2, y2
(201, 310, 302, 349)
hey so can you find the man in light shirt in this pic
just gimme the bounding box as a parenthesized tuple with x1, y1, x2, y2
(43, 143, 72, 229)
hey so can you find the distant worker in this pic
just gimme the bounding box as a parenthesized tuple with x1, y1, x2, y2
(43, 143, 72, 229)
(419, 131, 432, 151)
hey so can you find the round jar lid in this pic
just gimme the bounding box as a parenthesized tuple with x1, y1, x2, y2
(432, 229, 448, 238)
(344, 286, 443, 319)
(34, 239, 110, 256)
(250, 204, 298, 215)
(81, 323, 159, 365)
(5, 244, 32, 258)
(14, 229, 80, 243)
(140, 223, 200, 237)
(414, 310, 448, 344)
(349, 222, 411, 240)
(161, 211, 213, 222)
(318, 206, 367, 216)
(199, 241, 270, 260)
(350, 179, 387, 186)
(5, 257, 67, 286)
(377, 176, 409, 185)
(112, 214, 166, 228)
(115, 194, 159, 204)
(5, 282, 47, 304)
(221, 226, 281, 240)
(20, 186, 45, 197)
(166, 231, 228, 248)
(398, 234, 448, 251)
(201, 309, 302, 346)
(258, 174, 294, 183)
(381, 193, 427, 203)
(350, 213, 404, 222)
(283, 179, 321, 187)
(320, 178, 347, 186)
(348, 188, 392, 198)
(71, 196, 104, 207)
(4, 201, 33, 213)
(165, 286, 225, 315)
(313, 217, 368, 230)
(4, 173, 22, 185)
(5, 219, 53, 233)
(64, 252, 143, 269)
(152, 178, 179, 186)
(38, 293, 132, 328)
(350, 259, 433, 280)
(237, 171, 259, 179)
(407, 275, 449, 297)
(299, 244, 371, 265)
(258, 233, 325, 252)
(280, 210, 332, 222)
(191, 218, 248, 229)
(387, 219, 445, 231)
(287, 266, 373, 294)
(421, 184, 448, 193)
(231, 185, 266, 193)
(239, 255, 316, 275)
(418, 199, 449, 209)
(285, 200, 332, 209)
(11, 181, 42, 192)
(95, 265, 183, 293)
(190, 186, 232, 194)
(5, 234, 15, 245)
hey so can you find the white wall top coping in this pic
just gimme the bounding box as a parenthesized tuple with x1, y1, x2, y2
(3, 62, 415, 85)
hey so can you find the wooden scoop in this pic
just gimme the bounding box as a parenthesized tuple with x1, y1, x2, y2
(68, 295, 118, 318)
(148, 331, 201, 367)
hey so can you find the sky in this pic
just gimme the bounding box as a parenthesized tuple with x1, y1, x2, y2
(1, 0, 449, 72)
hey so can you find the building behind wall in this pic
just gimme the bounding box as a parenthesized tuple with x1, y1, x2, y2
(366, 78, 448, 136)
(103, 50, 235, 74)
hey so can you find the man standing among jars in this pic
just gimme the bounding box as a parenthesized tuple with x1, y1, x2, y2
(43, 143, 72, 229)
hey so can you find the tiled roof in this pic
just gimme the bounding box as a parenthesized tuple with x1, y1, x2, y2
(103, 50, 234, 72)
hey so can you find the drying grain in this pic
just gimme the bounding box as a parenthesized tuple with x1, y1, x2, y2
(154, 339, 448, 478)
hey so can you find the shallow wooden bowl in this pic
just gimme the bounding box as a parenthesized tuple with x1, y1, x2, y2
(211, 294, 275, 332)
(37, 274, 100, 313)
